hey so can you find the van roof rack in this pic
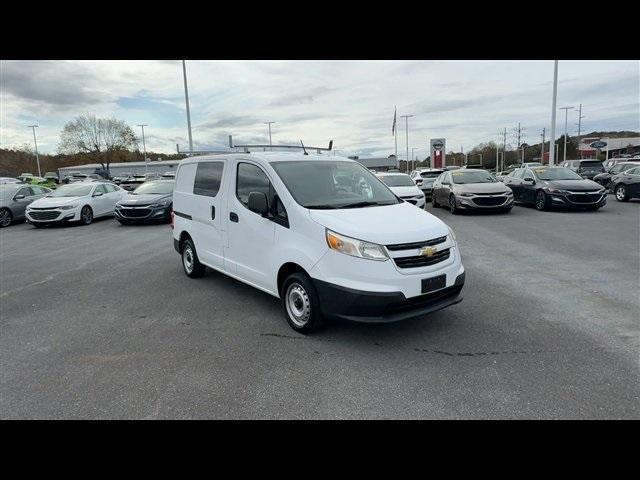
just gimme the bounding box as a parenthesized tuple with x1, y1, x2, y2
(229, 135, 333, 154)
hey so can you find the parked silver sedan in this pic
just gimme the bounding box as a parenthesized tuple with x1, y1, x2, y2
(0, 184, 52, 227)
(431, 169, 513, 214)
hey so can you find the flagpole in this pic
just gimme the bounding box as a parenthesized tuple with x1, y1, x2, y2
(393, 106, 398, 170)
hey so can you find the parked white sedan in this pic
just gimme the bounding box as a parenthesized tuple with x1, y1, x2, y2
(26, 181, 127, 227)
(376, 172, 426, 208)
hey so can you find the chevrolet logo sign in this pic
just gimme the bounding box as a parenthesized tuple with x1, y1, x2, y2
(419, 246, 438, 257)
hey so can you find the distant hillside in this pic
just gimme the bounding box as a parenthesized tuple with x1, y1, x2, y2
(0, 149, 185, 177)
(575, 131, 639, 140)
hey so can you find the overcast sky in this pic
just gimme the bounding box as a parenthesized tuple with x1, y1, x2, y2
(1, 60, 638, 159)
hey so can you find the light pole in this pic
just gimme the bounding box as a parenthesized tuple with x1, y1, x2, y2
(400, 114, 413, 173)
(264, 121, 275, 151)
(411, 147, 417, 170)
(27, 125, 41, 177)
(137, 124, 148, 175)
(182, 60, 193, 153)
(549, 60, 559, 166)
(559, 106, 574, 164)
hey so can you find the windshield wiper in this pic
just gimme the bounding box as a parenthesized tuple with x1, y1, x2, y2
(305, 204, 340, 209)
(337, 201, 395, 209)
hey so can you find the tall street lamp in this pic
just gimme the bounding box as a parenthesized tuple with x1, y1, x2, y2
(559, 106, 574, 163)
(264, 121, 275, 150)
(400, 114, 414, 173)
(27, 125, 41, 177)
(137, 124, 148, 175)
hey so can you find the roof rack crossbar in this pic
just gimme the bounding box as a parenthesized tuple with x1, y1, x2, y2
(229, 136, 333, 152)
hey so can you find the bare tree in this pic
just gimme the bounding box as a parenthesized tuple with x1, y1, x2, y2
(58, 114, 138, 174)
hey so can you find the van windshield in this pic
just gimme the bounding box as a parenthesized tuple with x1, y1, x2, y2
(271, 161, 400, 209)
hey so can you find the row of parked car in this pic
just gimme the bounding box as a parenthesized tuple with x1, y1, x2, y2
(0, 178, 175, 228)
(379, 158, 639, 215)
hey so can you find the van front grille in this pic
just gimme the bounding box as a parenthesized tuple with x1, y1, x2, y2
(386, 236, 447, 252)
(393, 248, 451, 269)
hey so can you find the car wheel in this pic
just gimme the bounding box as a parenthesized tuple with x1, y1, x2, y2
(181, 238, 206, 278)
(80, 206, 93, 225)
(615, 184, 629, 202)
(432, 194, 440, 208)
(535, 190, 548, 211)
(449, 194, 458, 214)
(0, 208, 13, 227)
(281, 272, 324, 334)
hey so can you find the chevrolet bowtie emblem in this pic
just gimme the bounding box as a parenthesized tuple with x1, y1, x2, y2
(419, 246, 438, 257)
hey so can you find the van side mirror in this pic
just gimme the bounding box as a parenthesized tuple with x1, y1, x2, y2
(248, 191, 269, 216)
(93, 192, 103, 197)
(14, 194, 25, 200)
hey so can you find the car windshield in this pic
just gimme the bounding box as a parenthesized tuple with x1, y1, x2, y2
(378, 174, 415, 187)
(132, 181, 174, 195)
(451, 170, 496, 184)
(271, 160, 400, 209)
(532, 167, 583, 181)
(420, 171, 443, 178)
(49, 184, 93, 197)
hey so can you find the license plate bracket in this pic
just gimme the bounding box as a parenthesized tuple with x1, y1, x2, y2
(422, 274, 446, 293)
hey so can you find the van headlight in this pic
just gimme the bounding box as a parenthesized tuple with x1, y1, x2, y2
(326, 229, 389, 261)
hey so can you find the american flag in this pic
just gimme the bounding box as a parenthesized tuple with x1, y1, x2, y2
(392, 107, 397, 136)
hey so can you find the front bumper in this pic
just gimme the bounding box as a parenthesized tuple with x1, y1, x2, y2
(314, 272, 465, 323)
(547, 191, 606, 208)
(455, 194, 513, 210)
(115, 204, 171, 222)
(26, 208, 80, 224)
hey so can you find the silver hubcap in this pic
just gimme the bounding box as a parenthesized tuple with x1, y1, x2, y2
(0, 210, 10, 226)
(285, 283, 311, 327)
(616, 187, 625, 200)
(82, 208, 91, 223)
(183, 245, 194, 273)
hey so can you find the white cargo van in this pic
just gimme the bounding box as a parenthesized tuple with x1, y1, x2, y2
(172, 152, 465, 333)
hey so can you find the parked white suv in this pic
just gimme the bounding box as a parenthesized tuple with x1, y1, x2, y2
(172, 153, 465, 333)
(376, 172, 425, 208)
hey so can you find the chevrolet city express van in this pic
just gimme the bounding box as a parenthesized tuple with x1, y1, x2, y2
(172, 153, 465, 333)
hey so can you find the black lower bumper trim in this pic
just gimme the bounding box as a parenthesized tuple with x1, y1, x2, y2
(313, 272, 465, 323)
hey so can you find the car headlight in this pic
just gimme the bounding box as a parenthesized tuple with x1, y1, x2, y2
(149, 200, 170, 208)
(326, 229, 389, 261)
(459, 192, 474, 197)
(547, 188, 569, 194)
(60, 204, 78, 210)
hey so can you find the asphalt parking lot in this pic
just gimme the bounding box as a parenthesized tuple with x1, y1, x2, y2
(1, 197, 638, 419)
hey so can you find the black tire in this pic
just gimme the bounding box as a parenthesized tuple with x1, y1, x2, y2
(615, 184, 629, 202)
(80, 206, 93, 225)
(535, 190, 548, 211)
(432, 194, 440, 208)
(281, 272, 324, 334)
(0, 208, 13, 228)
(181, 238, 206, 278)
(449, 194, 458, 214)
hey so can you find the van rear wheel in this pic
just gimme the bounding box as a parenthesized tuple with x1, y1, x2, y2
(181, 238, 206, 278)
(281, 272, 324, 334)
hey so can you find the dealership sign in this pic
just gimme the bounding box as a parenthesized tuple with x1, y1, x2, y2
(430, 138, 446, 168)
(589, 141, 607, 149)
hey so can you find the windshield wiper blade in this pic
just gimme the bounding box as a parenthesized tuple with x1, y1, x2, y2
(305, 204, 340, 209)
(337, 201, 394, 209)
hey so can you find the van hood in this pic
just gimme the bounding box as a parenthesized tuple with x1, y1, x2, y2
(309, 201, 449, 246)
(30, 196, 85, 208)
(388, 185, 423, 197)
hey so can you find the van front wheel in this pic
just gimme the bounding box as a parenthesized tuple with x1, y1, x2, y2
(282, 272, 324, 334)
(182, 238, 206, 278)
